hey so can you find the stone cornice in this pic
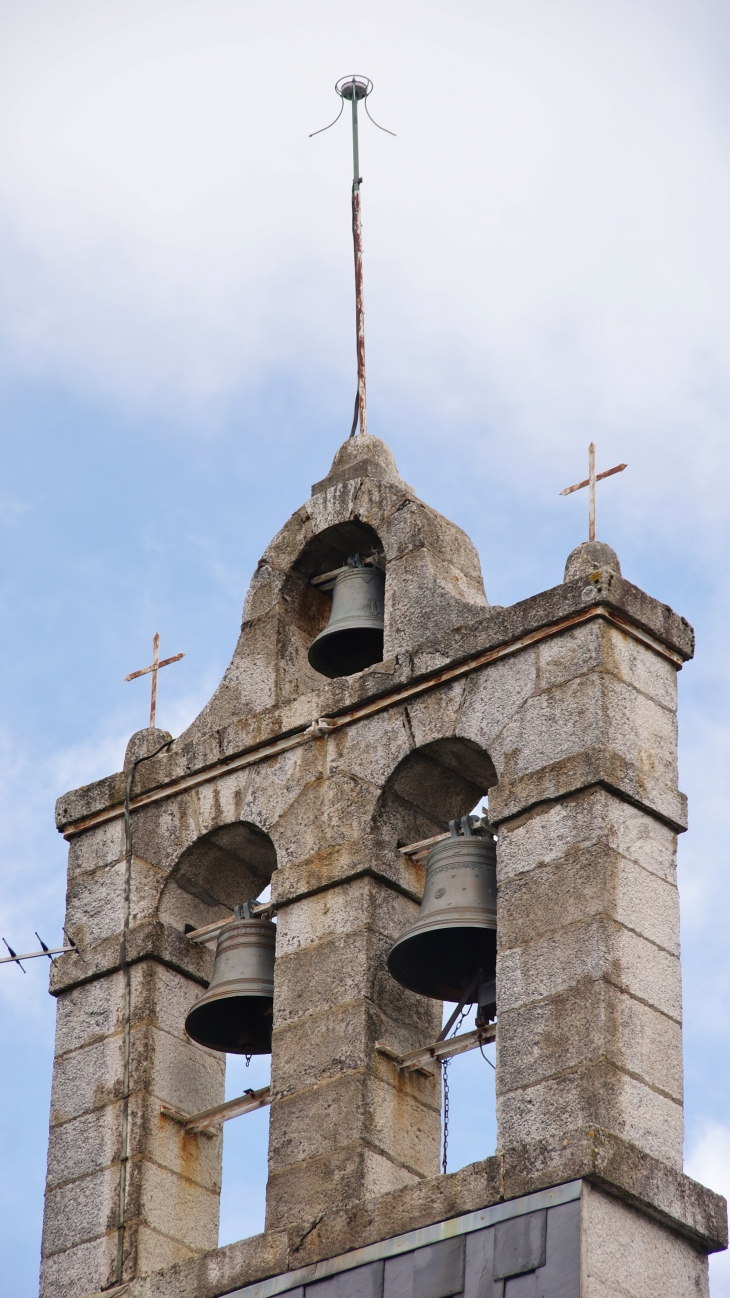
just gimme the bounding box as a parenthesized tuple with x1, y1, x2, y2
(56, 572, 693, 838)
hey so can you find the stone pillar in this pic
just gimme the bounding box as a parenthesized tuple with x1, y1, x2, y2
(490, 544, 686, 1172)
(266, 863, 442, 1231)
(40, 734, 226, 1298)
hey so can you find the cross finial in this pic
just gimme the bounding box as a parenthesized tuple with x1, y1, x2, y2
(560, 442, 627, 541)
(125, 633, 184, 729)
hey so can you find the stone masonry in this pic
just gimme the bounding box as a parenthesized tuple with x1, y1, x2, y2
(42, 434, 726, 1298)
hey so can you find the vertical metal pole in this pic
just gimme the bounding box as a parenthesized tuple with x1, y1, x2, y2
(588, 442, 596, 542)
(149, 632, 159, 729)
(351, 87, 367, 437)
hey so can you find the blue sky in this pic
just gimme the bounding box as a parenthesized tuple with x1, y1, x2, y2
(0, 1, 729, 1293)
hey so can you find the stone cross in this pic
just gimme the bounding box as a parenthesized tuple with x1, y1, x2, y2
(561, 441, 627, 541)
(125, 632, 184, 728)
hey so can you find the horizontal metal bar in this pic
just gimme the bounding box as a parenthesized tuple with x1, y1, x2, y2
(0, 946, 74, 964)
(125, 652, 184, 681)
(560, 463, 627, 496)
(161, 1084, 271, 1133)
(63, 605, 683, 839)
(185, 901, 274, 947)
(375, 1022, 496, 1073)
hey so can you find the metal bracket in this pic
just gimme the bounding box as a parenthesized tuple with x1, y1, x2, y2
(160, 1084, 271, 1134)
(185, 900, 276, 948)
(375, 1022, 496, 1075)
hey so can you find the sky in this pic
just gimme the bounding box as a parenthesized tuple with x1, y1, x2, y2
(0, 0, 729, 1292)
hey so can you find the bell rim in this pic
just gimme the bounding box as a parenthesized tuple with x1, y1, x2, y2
(309, 614, 385, 648)
(388, 910, 496, 946)
(386, 922, 496, 1002)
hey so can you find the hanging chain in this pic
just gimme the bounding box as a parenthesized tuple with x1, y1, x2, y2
(441, 1002, 472, 1174)
(441, 1057, 450, 1174)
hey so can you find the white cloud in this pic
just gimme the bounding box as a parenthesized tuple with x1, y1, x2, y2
(0, 0, 727, 504)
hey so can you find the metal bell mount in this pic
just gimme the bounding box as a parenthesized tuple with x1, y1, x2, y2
(308, 552, 385, 678)
(387, 816, 497, 1023)
(185, 902, 275, 1055)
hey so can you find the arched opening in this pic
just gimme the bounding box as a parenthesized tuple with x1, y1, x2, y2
(159, 821, 277, 1246)
(291, 520, 385, 679)
(374, 736, 499, 1173)
(373, 736, 497, 857)
(159, 820, 277, 932)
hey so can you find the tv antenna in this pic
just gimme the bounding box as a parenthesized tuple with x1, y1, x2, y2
(311, 76, 395, 439)
(1, 929, 82, 971)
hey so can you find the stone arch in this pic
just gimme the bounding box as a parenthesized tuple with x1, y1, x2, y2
(178, 434, 488, 741)
(290, 519, 385, 677)
(373, 736, 498, 864)
(158, 820, 277, 933)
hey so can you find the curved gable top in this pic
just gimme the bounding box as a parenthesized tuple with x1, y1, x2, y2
(182, 435, 490, 742)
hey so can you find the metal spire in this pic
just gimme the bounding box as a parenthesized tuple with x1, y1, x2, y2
(311, 76, 394, 438)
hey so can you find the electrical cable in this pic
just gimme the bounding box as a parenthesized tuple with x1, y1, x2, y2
(115, 736, 174, 1285)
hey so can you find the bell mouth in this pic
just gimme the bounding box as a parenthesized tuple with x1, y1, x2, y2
(308, 624, 383, 678)
(185, 995, 273, 1055)
(387, 924, 496, 1003)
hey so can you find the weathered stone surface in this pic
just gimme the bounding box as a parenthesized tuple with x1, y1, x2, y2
(50, 921, 214, 997)
(497, 980, 683, 1103)
(108, 1134, 726, 1298)
(498, 915, 682, 1023)
(311, 432, 404, 493)
(489, 745, 687, 830)
(498, 1058, 684, 1169)
(53, 592, 693, 838)
(268, 1072, 439, 1177)
(265, 1144, 423, 1231)
(581, 1182, 709, 1298)
(498, 842, 680, 957)
(45, 437, 718, 1298)
(45, 1103, 123, 1190)
(135, 1158, 219, 1254)
(270, 997, 439, 1100)
(496, 788, 677, 886)
(124, 728, 174, 770)
(42, 1166, 118, 1256)
(39, 1235, 117, 1298)
(564, 541, 621, 582)
(270, 841, 423, 908)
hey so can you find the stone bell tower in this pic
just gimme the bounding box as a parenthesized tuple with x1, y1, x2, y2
(41, 433, 726, 1298)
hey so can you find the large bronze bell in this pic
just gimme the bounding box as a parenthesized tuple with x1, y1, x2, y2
(185, 905, 275, 1054)
(387, 817, 497, 1021)
(308, 554, 385, 678)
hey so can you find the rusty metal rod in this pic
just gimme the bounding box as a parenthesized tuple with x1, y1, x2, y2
(352, 184, 367, 437)
(161, 1084, 272, 1134)
(349, 83, 367, 438)
(375, 1021, 496, 1074)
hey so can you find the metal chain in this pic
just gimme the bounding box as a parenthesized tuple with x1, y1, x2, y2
(441, 1003, 472, 1174)
(441, 1057, 449, 1174)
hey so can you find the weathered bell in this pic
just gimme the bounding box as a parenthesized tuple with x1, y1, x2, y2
(185, 909, 275, 1054)
(387, 817, 497, 1020)
(308, 554, 385, 678)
